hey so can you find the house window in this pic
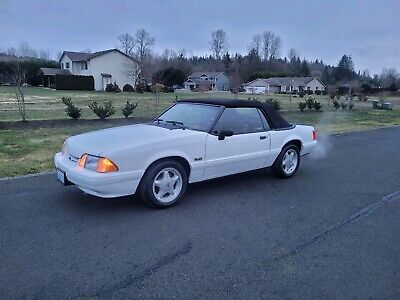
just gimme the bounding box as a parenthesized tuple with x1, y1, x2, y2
(61, 63, 64, 69)
(65, 62, 70, 69)
(81, 61, 88, 70)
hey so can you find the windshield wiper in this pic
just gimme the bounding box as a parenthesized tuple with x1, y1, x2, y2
(165, 120, 186, 129)
(154, 118, 163, 124)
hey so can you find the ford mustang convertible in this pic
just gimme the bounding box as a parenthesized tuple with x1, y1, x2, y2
(54, 99, 317, 207)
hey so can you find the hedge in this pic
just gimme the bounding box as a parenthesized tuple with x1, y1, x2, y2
(55, 74, 94, 91)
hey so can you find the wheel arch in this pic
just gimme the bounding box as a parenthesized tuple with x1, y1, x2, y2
(142, 156, 191, 179)
(283, 139, 302, 152)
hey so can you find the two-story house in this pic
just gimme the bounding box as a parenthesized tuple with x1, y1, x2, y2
(59, 49, 136, 91)
(184, 72, 230, 91)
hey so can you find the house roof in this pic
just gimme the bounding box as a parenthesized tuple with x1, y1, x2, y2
(37, 68, 72, 76)
(188, 72, 227, 79)
(242, 78, 270, 87)
(244, 77, 326, 87)
(59, 49, 134, 63)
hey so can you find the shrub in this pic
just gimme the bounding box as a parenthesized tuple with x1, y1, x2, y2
(145, 84, 152, 93)
(306, 89, 313, 95)
(306, 97, 314, 110)
(322, 89, 328, 95)
(105, 82, 121, 92)
(333, 99, 340, 109)
(298, 101, 306, 111)
(55, 74, 94, 91)
(163, 86, 174, 93)
(121, 101, 138, 118)
(349, 101, 355, 109)
(88, 101, 115, 119)
(341, 101, 348, 109)
(337, 86, 350, 95)
(329, 93, 335, 100)
(122, 84, 134, 92)
(336, 94, 341, 100)
(135, 82, 145, 93)
(315, 89, 322, 95)
(299, 90, 305, 98)
(357, 94, 368, 101)
(266, 98, 281, 110)
(62, 97, 81, 119)
(151, 83, 164, 93)
(314, 100, 322, 111)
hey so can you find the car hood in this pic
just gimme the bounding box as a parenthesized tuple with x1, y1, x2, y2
(65, 123, 204, 158)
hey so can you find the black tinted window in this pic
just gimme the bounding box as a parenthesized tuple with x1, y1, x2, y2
(213, 107, 265, 135)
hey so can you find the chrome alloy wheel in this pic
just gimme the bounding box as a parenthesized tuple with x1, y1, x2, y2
(282, 149, 298, 175)
(152, 167, 183, 203)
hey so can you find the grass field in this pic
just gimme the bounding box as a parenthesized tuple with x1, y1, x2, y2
(1, 86, 399, 177)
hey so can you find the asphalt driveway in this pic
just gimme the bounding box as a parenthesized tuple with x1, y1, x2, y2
(1, 127, 400, 299)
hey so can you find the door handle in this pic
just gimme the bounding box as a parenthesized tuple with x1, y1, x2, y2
(259, 136, 267, 140)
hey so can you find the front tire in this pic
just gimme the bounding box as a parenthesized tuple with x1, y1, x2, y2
(272, 144, 300, 178)
(139, 160, 188, 208)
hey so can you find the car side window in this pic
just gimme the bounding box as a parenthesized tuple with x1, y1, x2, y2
(212, 107, 265, 135)
(257, 109, 271, 130)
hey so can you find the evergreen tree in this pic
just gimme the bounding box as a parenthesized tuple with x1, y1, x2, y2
(300, 59, 310, 76)
(334, 54, 355, 81)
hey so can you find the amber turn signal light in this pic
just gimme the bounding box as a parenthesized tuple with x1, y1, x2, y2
(78, 154, 87, 168)
(96, 157, 119, 173)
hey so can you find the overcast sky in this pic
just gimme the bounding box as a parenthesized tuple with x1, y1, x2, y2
(1, 0, 399, 74)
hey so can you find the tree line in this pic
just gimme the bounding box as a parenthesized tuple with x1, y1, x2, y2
(116, 28, 399, 92)
(1, 30, 399, 92)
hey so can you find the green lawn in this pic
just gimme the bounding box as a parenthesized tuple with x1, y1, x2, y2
(1, 86, 399, 177)
(0, 86, 238, 121)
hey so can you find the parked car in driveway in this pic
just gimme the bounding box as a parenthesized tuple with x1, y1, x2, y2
(54, 99, 317, 207)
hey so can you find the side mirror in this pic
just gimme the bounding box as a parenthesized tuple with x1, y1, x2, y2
(218, 129, 234, 140)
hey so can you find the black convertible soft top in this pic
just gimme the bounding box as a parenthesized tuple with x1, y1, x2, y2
(179, 99, 292, 129)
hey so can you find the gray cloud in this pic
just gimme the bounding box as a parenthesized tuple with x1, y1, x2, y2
(0, 0, 399, 74)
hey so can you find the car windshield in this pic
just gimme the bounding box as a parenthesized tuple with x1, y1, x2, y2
(155, 103, 220, 132)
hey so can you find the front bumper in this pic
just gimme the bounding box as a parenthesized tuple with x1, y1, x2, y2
(54, 152, 143, 198)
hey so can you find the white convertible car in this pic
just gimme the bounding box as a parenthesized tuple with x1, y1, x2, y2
(54, 99, 317, 207)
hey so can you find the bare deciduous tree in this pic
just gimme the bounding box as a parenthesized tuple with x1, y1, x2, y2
(56, 51, 63, 61)
(7, 47, 17, 57)
(288, 48, 298, 61)
(11, 61, 27, 121)
(261, 31, 281, 60)
(249, 34, 261, 58)
(39, 49, 50, 60)
(134, 28, 155, 81)
(18, 41, 37, 58)
(118, 33, 135, 56)
(211, 29, 228, 59)
(270, 36, 281, 59)
(261, 31, 274, 60)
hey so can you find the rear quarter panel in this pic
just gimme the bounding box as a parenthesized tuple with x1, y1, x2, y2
(267, 125, 315, 165)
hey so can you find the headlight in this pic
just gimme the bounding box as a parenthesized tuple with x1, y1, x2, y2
(77, 154, 118, 173)
(61, 141, 68, 156)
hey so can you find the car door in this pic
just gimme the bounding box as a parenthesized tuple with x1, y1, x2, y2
(203, 107, 271, 180)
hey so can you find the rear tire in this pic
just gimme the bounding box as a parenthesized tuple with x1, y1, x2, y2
(139, 160, 188, 208)
(272, 144, 300, 178)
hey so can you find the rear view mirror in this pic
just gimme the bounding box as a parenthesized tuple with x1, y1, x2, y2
(218, 129, 234, 140)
